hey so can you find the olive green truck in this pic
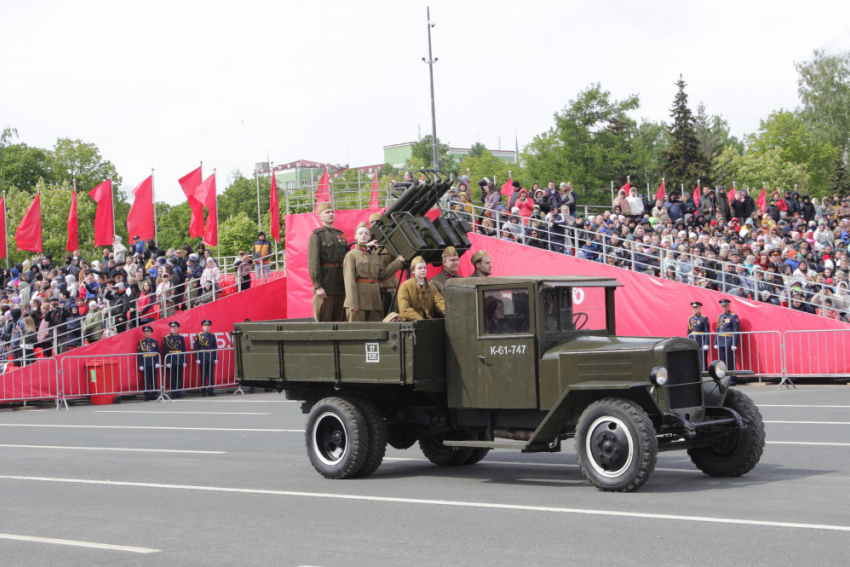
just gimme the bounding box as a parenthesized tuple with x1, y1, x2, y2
(233, 275, 765, 492)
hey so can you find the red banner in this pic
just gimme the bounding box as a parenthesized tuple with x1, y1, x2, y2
(179, 166, 205, 239)
(194, 174, 218, 246)
(127, 175, 155, 241)
(500, 177, 513, 197)
(89, 180, 114, 247)
(270, 172, 281, 243)
(315, 169, 330, 210)
(67, 190, 79, 251)
(0, 196, 6, 258)
(15, 193, 42, 252)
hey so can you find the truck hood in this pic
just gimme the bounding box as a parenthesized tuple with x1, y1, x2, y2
(541, 335, 667, 360)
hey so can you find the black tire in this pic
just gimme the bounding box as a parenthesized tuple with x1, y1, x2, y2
(462, 432, 490, 465)
(688, 389, 765, 477)
(575, 398, 658, 492)
(113, 396, 122, 404)
(305, 397, 369, 479)
(419, 431, 474, 466)
(351, 397, 387, 478)
(387, 423, 419, 450)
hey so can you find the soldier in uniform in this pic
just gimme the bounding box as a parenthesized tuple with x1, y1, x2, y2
(369, 212, 400, 315)
(430, 246, 462, 294)
(715, 299, 740, 381)
(398, 256, 446, 321)
(308, 203, 348, 322)
(137, 325, 160, 401)
(195, 319, 218, 397)
(688, 301, 710, 370)
(163, 321, 187, 398)
(343, 222, 404, 322)
(470, 250, 492, 277)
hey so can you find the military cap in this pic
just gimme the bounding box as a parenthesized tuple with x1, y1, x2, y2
(718, 299, 731, 306)
(442, 246, 458, 258)
(169, 321, 180, 328)
(409, 256, 426, 268)
(142, 325, 153, 332)
(690, 301, 702, 307)
(201, 319, 212, 326)
(355, 221, 369, 231)
(471, 250, 489, 265)
(368, 212, 382, 223)
(316, 202, 332, 214)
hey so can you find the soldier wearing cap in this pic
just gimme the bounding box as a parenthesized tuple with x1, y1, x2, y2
(195, 319, 218, 397)
(715, 299, 740, 377)
(398, 256, 445, 321)
(343, 222, 404, 322)
(164, 321, 187, 398)
(308, 203, 348, 322)
(430, 246, 462, 294)
(470, 250, 492, 277)
(137, 325, 160, 400)
(369, 212, 400, 315)
(688, 301, 710, 369)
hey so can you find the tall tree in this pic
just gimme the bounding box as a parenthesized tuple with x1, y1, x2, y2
(795, 49, 850, 151)
(0, 143, 53, 192)
(829, 154, 850, 195)
(662, 76, 711, 191)
(48, 138, 122, 192)
(468, 142, 487, 158)
(406, 135, 456, 174)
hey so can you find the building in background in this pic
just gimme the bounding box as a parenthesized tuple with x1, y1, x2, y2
(256, 161, 384, 193)
(383, 142, 517, 169)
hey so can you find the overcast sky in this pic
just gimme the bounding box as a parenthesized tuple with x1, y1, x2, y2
(3, 0, 849, 204)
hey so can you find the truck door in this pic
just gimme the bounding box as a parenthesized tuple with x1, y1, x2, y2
(476, 286, 537, 408)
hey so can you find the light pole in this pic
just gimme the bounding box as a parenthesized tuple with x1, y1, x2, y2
(422, 6, 439, 171)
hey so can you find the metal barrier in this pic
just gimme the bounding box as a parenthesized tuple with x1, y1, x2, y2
(59, 352, 165, 409)
(783, 329, 850, 385)
(163, 347, 240, 400)
(688, 331, 784, 382)
(0, 357, 61, 408)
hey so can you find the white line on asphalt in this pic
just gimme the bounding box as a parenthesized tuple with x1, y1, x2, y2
(761, 405, 850, 408)
(1, 475, 848, 533)
(94, 411, 271, 415)
(0, 424, 301, 432)
(767, 441, 850, 447)
(765, 420, 850, 425)
(180, 399, 296, 403)
(0, 532, 159, 553)
(0, 444, 226, 454)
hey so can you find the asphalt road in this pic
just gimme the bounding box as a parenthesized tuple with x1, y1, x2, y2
(0, 385, 848, 567)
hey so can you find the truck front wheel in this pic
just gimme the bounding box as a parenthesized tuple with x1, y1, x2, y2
(305, 397, 369, 479)
(575, 398, 658, 492)
(419, 431, 474, 466)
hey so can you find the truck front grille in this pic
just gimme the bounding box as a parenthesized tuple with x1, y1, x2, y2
(665, 350, 702, 409)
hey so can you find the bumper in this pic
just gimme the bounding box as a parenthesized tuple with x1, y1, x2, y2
(658, 406, 746, 452)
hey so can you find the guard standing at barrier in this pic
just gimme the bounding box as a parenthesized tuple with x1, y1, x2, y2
(369, 212, 400, 315)
(195, 319, 218, 397)
(137, 325, 160, 401)
(430, 246, 462, 294)
(308, 203, 347, 322)
(715, 299, 740, 381)
(688, 301, 710, 370)
(343, 222, 405, 322)
(164, 321, 187, 398)
(470, 250, 492, 277)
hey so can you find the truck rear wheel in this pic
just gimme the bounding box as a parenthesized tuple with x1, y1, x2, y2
(575, 398, 658, 492)
(419, 431, 474, 466)
(351, 397, 387, 478)
(305, 397, 369, 479)
(688, 389, 765, 477)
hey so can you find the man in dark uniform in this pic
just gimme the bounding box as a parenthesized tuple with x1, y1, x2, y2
(470, 250, 492, 278)
(163, 321, 187, 398)
(195, 319, 218, 397)
(137, 325, 160, 401)
(430, 246, 462, 294)
(715, 299, 740, 380)
(308, 203, 347, 322)
(688, 301, 710, 370)
(369, 212, 399, 315)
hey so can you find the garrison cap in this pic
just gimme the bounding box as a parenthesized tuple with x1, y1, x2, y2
(471, 250, 489, 266)
(368, 212, 382, 223)
(442, 246, 458, 258)
(409, 256, 426, 268)
(142, 325, 153, 332)
(201, 319, 212, 326)
(355, 221, 369, 231)
(690, 302, 702, 307)
(169, 321, 180, 328)
(315, 202, 332, 214)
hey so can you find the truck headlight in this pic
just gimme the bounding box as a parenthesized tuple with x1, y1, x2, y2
(650, 366, 668, 387)
(709, 360, 727, 380)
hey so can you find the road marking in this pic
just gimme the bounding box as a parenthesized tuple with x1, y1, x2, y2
(765, 420, 850, 425)
(180, 399, 296, 403)
(761, 405, 850, 409)
(0, 424, 301, 433)
(1, 475, 848, 533)
(0, 444, 225, 454)
(94, 411, 271, 415)
(385, 458, 703, 474)
(767, 441, 850, 447)
(0, 532, 159, 553)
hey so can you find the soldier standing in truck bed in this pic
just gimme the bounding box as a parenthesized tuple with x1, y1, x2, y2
(470, 250, 492, 278)
(343, 222, 405, 322)
(369, 212, 400, 315)
(308, 203, 348, 322)
(430, 246, 462, 294)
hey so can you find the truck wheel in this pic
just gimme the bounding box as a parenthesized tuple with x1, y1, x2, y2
(351, 397, 387, 478)
(688, 389, 765, 477)
(419, 431, 474, 466)
(305, 397, 369, 479)
(463, 432, 489, 465)
(575, 398, 658, 492)
(387, 423, 419, 450)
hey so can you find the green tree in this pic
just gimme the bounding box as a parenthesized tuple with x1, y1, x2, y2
(217, 212, 260, 256)
(48, 138, 122, 190)
(795, 49, 850, 151)
(406, 135, 456, 173)
(716, 147, 808, 195)
(0, 143, 53, 192)
(662, 76, 712, 191)
(457, 149, 520, 200)
(829, 154, 850, 195)
(468, 142, 487, 158)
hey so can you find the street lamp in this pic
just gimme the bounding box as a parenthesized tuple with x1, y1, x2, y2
(422, 6, 439, 171)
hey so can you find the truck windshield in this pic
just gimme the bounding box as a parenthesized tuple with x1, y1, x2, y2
(541, 287, 607, 333)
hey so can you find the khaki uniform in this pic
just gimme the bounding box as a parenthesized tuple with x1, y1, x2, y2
(308, 226, 348, 322)
(343, 246, 403, 322)
(377, 248, 399, 315)
(471, 268, 490, 278)
(398, 278, 445, 321)
(430, 270, 461, 294)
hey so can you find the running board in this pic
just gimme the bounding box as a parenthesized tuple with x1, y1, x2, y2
(443, 439, 530, 450)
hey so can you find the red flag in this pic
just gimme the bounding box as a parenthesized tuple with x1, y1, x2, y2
(179, 166, 204, 238)
(728, 186, 736, 203)
(369, 172, 380, 208)
(693, 182, 701, 204)
(67, 190, 79, 252)
(655, 180, 665, 202)
(89, 180, 114, 247)
(0, 196, 6, 258)
(315, 168, 330, 211)
(500, 177, 514, 197)
(756, 188, 767, 213)
(621, 181, 630, 194)
(270, 173, 280, 244)
(194, 174, 218, 246)
(127, 176, 155, 242)
(16, 193, 42, 253)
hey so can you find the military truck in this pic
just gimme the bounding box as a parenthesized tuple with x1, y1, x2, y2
(233, 275, 765, 492)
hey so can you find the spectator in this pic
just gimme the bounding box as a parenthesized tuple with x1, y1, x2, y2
(83, 301, 103, 343)
(613, 188, 631, 216)
(200, 258, 222, 288)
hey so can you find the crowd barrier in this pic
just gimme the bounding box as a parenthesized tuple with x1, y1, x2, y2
(0, 358, 61, 408)
(688, 331, 784, 380)
(784, 330, 850, 382)
(162, 347, 239, 399)
(60, 352, 165, 408)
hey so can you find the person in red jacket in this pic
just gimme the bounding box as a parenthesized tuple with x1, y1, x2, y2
(516, 189, 534, 222)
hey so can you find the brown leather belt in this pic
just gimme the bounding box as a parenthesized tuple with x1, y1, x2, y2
(322, 262, 343, 268)
(356, 278, 378, 284)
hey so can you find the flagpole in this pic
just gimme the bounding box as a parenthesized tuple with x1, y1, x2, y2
(151, 168, 158, 247)
(214, 168, 220, 268)
(2, 190, 7, 270)
(255, 167, 262, 232)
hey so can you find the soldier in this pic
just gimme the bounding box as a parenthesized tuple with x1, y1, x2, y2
(470, 250, 492, 277)
(195, 319, 218, 397)
(688, 301, 710, 370)
(715, 299, 740, 380)
(343, 222, 404, 322)
(308, 203, 348, 322)
(137, 325, 160, 401)
(163, 321, 187, 398)
(398, 256, 445, 321)
(430, 246, 462, 294)
(369, 212, 400, 315)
